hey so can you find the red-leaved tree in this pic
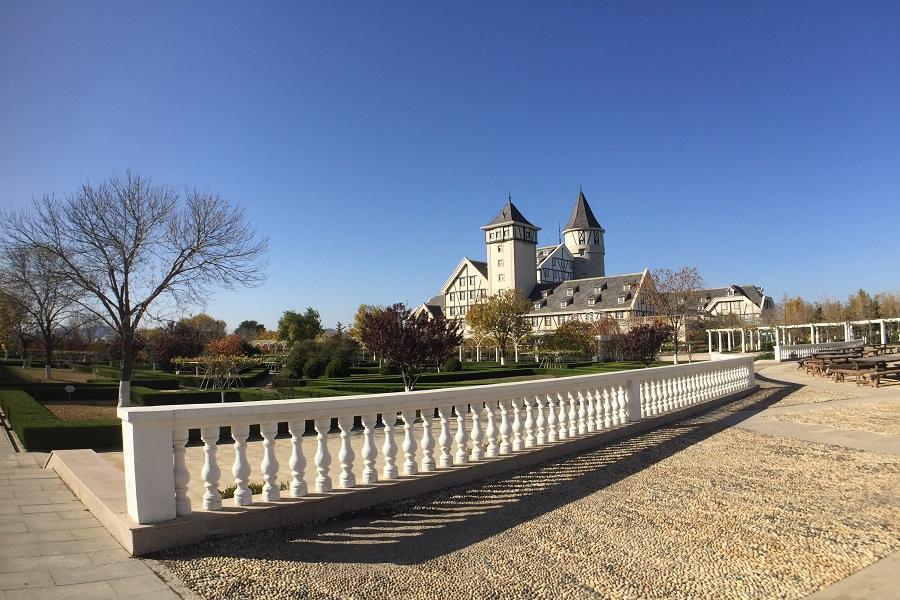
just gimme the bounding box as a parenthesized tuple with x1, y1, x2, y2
(357, 303, 460, 391)
(620, 322, 672, 367)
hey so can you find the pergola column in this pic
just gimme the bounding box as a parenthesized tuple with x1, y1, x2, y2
(717, 331, 723, 352)
(881, 320, 888, 345)
(740, 329, 746, 353)
(728, 330, 734, 350)
(459, 345, 463, 361)
(707, 330, 712, 353)
(809, 324, 815, 344)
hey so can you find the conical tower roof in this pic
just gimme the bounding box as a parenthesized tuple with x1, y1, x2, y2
(481, 198, 538, 230)
(563, 190, 604, 232)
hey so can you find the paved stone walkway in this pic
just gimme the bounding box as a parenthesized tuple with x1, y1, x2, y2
(0, 415, 181, 599)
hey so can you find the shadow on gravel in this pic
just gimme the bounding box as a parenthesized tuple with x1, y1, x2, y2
(158, 374, 803, 566)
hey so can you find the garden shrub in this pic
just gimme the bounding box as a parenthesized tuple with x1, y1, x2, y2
(441, 357, 463, 372)
(303, 357, 326, 379)
(379, 362, 401, 375)
(324, 358, 351, 378)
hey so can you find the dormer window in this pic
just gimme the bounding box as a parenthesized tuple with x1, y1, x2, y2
(588, 298, 596, 306)
(534, 302, 542, 310)
(623, 283, 631, 292)
(566, 288, 574, 297)
(617, 296, 626, 304)
(541, 290, 550, 298)
(593, 285, 602, 294)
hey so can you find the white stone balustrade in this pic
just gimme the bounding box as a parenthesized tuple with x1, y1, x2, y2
(774, 340, 863, 362)
(118, 357, 755, 524)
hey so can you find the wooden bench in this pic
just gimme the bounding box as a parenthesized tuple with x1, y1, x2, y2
(858, 364, 900, 388)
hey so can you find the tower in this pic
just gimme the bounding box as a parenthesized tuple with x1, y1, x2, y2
(481, 198, 539, 295)
(562, 190, 605, 278)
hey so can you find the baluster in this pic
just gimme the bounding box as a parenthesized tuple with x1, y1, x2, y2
(567, 392, 578, 438)
(173, 429, 191, 516)
(470, 403, 484, 461)
(656, 380, 665, 413)
(231, 424, 252, 506)
(337, 416, 356, 488)
(546, 394, 558, 442)
(314, 417, 332, 492)
(498, 399, 511, 454)
(603, 388, 613, 428)
(260, 422, 281, 501)
(438, 406, 454, 467)
(383, 410, 399, 478)
(638, 382, 647, 416)
(511, 399, 523, 451)
(287, 420, 308, 497)
(686, 374, 695, 405)
(593, 389, 604, 430)
(360, 414, 378, 483)
(400, 409, 418, 475)
(577, 391, 587, 435)
(455, 405, 470, 464)
(557, 393, 568, 440)
(617, 385, 627, 424)
(609, 387, 620, 426)
(647, 380, 657, 415)
(586, 390, 596, 433)
(524, 397, 536, 447)
(536, 396, 547, 444)
(674, 377, 684, 408)
(661, 380, 671, 412)
(419, 409, 435, 472)
(485, 401, 499, 457)
(200, 426, 221, 511)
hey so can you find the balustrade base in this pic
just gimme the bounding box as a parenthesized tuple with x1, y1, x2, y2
(49, 384, 759, 556)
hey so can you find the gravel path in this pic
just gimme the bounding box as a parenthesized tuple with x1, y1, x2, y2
(770, 399, 900, 436)
(155, 382, 900, 600)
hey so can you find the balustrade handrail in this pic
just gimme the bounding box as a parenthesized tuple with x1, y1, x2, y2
(118, 359, 737, 427)
(119, 356, 755, 528)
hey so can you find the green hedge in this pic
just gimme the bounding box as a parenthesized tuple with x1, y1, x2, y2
(0, 389, 121, 451)
(11, 383, 119, 403)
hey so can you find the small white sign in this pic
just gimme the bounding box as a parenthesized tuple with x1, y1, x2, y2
(64, 385, 75, 394)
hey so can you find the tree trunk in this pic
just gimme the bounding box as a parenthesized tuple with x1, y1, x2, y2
(672, 330, 679, 365)
(119, 332, 135, 408)
(44, 341, 54, 379)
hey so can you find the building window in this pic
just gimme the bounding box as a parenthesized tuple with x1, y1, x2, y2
(566, 288, 574, 296)
(449, 292, 454, 301)
(577, 231, 586, 244)
(469, 290, 475, 299)
(588, 298, 596, 306)
(498, 244, 503, 252)
(617, 296, 625, 304)
(623, 283, 631, 291)
(543, 317, 551, 326)
(498, 273, 505, 281)
(469, 276, 475, 285)
(497, 259, 504, 267)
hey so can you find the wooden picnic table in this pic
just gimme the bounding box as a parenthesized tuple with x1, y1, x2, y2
(851, 353, 900, 366)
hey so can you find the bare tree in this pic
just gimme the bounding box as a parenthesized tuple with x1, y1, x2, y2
(644, 267, 703, 364)
(0, 247, 84, 378)
(2, 172, 268, 405)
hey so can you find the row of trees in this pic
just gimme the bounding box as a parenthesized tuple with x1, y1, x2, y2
(0, 172, 268, 405)
(769, 289, 900, 326)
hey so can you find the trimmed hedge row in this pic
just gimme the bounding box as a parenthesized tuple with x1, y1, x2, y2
(0, 389, 121, 451)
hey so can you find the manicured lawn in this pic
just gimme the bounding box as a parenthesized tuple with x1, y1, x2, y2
(0, 365, 100, 384)
(42, 400, 118, 421)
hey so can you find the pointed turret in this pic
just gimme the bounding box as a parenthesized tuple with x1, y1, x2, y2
(563, 190, 604, 232)
(562, 190, 605, 278)
(481, 198, 537, 230)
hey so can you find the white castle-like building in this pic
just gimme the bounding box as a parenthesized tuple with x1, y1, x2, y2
(420, 191, 657, 333)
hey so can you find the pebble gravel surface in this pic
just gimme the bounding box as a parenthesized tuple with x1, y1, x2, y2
(156, 384, 900, 600)
(770, 399, 900, 435)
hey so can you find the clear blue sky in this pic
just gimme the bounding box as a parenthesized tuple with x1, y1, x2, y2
(2, 2, 899, 331)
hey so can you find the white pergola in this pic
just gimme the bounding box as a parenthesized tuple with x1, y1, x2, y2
(771, 317, 900, 346)
(706, 326, 775, 353)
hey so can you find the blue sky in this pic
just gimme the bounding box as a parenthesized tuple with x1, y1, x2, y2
(2, 2, 899, 331)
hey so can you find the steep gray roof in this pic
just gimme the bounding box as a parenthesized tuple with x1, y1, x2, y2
(527, 273, 644, 315)
(421, 294, 445, 318)
(469, 260, 488, 279)
(481, 200, 537, 229)
(563, 191, 603, 231)
(694, 285, 765, 308)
